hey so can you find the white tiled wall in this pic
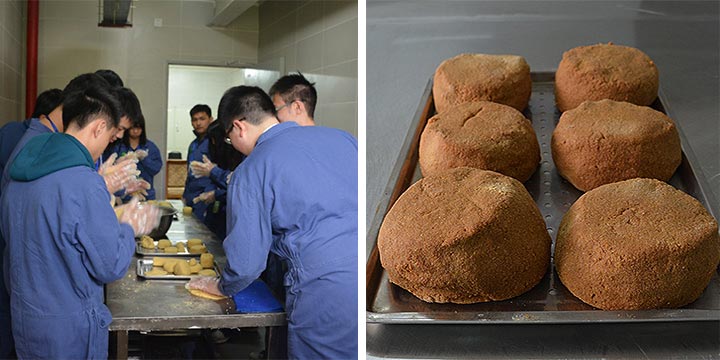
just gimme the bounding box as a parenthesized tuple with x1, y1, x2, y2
(258, 0, 358, 136)
(0, 0, 25, 124)
(36, 0, 260, 198)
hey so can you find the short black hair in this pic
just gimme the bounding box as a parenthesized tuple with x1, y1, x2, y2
(268, 72, 317, 118)
(122, 113, 147, 146)
(115, 87, 142, 123)
(94, 69, 124, 88)
(207, 120, 245, 170)
(190, 104, 212, 118)
(218, 86, 275, 131)
(62, 85, 121, 130)
(31, 88, 63, 118)
(62, 73, 112, 99)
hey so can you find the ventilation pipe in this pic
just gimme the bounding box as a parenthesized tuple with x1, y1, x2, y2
(25, 0, 39, 118)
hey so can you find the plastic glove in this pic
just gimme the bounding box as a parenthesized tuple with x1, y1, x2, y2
(124, 179, 151, 197)
(190, 155, 216, 178)
(118, 197, 161, 236)
(192, 190, 215, 205)
(134, 149, 149, 160)
(187, 276, 223, 297)
(100, 154, 140, 194)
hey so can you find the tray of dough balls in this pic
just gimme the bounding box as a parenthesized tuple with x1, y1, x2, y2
(136, 235, 209, 256)
(367, 46, 720, 324)
(137, 254, 219, 280)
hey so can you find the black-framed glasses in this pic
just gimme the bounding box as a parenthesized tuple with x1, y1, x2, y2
(224, 117, 246, 145)
(275, 99, 298, 112)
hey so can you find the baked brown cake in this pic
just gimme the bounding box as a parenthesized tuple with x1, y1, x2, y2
(551, 99, 681, 191)
(555, 178, 720, 310)
(419, 101, 540, 182)
(433, 53, 531, 113)
(377, 168, 551, 304)
(555, 43, 659, 112)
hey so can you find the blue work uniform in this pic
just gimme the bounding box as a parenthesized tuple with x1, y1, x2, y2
(183, 135, 215, 219)
(220, 122, 358, 359)
(0, 133, 135, 359)
(203, 165, 234, 239)
(0, 117, 56, 357)
(108, 140, 163, 200)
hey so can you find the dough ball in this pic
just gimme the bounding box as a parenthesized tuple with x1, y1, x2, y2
(198, 269, 217, 277)
(200, 253, 214, 269)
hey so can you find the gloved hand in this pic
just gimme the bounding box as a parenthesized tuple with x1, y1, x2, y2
(118, 197, 161, 236)
(190, 155, 216, 178)
(187, 276, 223, 297)
(192, 190, 215, 205)
(124, 179, 151, 200)
(134, 149, 149, 160)
(100, 154, 140, 194)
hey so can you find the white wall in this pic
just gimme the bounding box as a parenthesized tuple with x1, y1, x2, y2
(166, 65, 280, 157)
(0, 0, 24, 123)
(36, 0, 259, 198)
(258, 0, 358, 136)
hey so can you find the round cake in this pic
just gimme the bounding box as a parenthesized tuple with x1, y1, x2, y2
(378, 168, 551, 304)
(554, 43, 659, 112)
(419, 101, 540, 182)
(433, 53, 531, 113)
(551, 99, 681, 191)
(555, 178, 720, 310)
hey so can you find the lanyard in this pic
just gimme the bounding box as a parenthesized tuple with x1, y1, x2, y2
(46, 115, 59, 133)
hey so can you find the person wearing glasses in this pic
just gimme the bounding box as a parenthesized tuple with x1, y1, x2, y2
(188, 86, 358, 359)
(183, 104, 217, 220)
(269, 72, 317, 126)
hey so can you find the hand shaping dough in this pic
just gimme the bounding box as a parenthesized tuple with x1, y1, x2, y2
(140, 235, 154, 249)
(184, 283, 226, 300)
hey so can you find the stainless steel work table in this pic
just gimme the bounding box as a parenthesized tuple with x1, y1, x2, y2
(106, 201, 287, 359)
(367, 1, 720, 358)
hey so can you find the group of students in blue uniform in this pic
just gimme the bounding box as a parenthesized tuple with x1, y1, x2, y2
(0, 70, 358, 359)
(0, 70, 162, 358)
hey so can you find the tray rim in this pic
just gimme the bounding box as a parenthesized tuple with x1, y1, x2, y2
(135, 239, 207, 257)
(136, 258, 218, 280)
(366, 71, 720, 324)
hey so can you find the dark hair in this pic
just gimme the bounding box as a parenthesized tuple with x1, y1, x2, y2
(31, 88, 63, 118)
(94, 69, 124, 88)
(115, 87, 143, 123)
(268, 72, 317, 118)
(207, 120, 245, 171)
(190, 104, 212, 118)
(62, 73, 111, 99)
(62, 85, 121, 130)
(122, 113, 148, 147)
(218, 86, 275, 131)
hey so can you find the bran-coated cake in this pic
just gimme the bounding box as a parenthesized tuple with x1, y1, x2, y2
(378, 168, 551, 304)
(551, 99, 681, 191)
(554, 43, 659, 112)
(433, 53, 531, 113)
(419, 101, 540, 182)
(555, 178, 720, 310)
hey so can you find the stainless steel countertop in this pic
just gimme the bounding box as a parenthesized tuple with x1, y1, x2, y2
(106, 201, 286, 331)
(366, 1, 720, 358)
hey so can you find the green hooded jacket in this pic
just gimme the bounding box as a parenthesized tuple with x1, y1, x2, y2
(10, 133, 94, 182)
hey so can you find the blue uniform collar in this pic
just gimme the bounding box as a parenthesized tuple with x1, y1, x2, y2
(256, 121, 298, 146)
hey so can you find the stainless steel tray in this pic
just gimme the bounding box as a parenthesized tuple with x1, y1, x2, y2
(135, 239, 207, 256)
(136, 258, 218, 280)
(366, 72, 720, 324)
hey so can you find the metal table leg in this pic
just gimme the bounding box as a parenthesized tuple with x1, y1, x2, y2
(266, 325, 288, 359)
(109, 330, 128, 360)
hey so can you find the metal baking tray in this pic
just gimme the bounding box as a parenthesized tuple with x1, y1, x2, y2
(135, 239, 207, 257)
(136, 258, 219, 280)
(366, 72, 720, 324)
